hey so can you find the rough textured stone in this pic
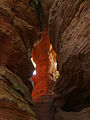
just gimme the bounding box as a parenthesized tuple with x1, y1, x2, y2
(34, 96, 54, 120)
(31, 30, 59, 100)
(0, 0, 90, 119)
(54, 107, 90, 120)
(0, 66, 38, 120)
(0, 0, 39, 85)
(0, 0, 39, 119)
(49, 0, 90, 110)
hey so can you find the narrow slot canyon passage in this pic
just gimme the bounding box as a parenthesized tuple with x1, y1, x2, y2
(30, 30, 60, 120)
(0, 0, 90, 120)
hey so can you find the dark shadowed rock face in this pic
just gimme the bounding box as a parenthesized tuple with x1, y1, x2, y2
(0, 0, 39, 119)
(0, 66, 38, 120)
(34, 96, 54, 120)
(48, 0, 90, 119)
(49, 0, 90, 110)
(0, 0, 39, 88)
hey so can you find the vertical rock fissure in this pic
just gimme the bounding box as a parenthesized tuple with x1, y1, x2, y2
(30, 0, 45, 31)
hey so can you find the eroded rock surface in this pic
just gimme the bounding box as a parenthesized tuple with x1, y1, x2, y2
(0, 0, 39, 84)
(0, 66, 37, 120)
(48, 0, 90, 119)
(31, 30, 59, 100)
(49, 0, 90, 109)
(0, 0, 39, 119)
(0, 0, 90, 120)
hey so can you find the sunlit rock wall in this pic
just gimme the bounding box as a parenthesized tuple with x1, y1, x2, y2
(31, 30, 59, 101)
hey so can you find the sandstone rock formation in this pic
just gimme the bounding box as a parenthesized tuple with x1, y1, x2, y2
(0, 66, 37, 120)
(0, 0, 39, 119)
(49, 0, 90, 110)
(0, 0, 39, 87)
(0, 0, 90, 120)
(31, 30, 59, 101)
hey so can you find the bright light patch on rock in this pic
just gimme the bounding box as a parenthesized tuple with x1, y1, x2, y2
(31, 57, 36, 68)
(55, 62, 57, 67)
(31, 57, 36, 75)
(33, 70, 36, 75)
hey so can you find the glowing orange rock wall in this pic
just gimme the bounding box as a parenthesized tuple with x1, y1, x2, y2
(31, 31, 59, 100)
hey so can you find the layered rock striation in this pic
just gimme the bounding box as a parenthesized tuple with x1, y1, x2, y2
(0, 66, 37, 120)
(48, 0, 90, 118)
(0, 0, 39, 119)
(49, 0, 90, 110)
(0, 0, 90, 120)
